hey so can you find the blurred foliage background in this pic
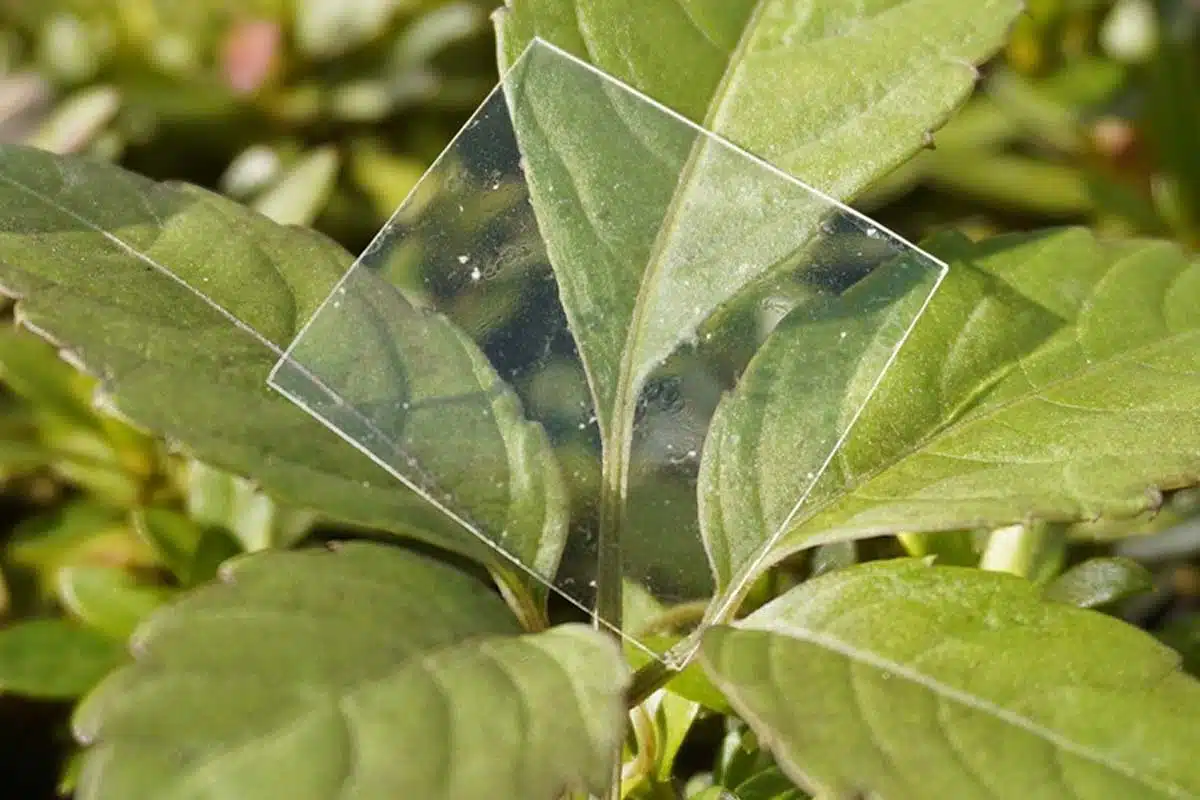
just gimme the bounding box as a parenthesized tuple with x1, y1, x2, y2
(0, 0, 1195, 796)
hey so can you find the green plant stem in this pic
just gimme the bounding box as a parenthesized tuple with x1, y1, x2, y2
(597, 418, 634, 800)
(627, 659, 674, 708)
(596, 435, 627, 635)
(979, 523, 1046, 577)
(492, 568, 549, 632)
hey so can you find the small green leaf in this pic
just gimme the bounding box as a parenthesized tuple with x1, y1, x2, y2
(294, 0, 411, 58)
(731, 767, 807, 800)
(650, 690, 701, 783)
(0, 619, 124, 699)
(24, 85, 120, 155)
(702, 559, 1200, 799)
(9, 502, 155, 593)
(55, 566, 172, 641)
(74, 543, 628, 800)
(1159, 614, 1200, 677)
(131, 507, 202, 580)
(182, 460, 314, 552)
(1043, 557, 1154, 608)
(0, 326, 100, 430)
(185, 526, 244, 586)
(702, 229, 1200, 601)
(251, 146, 339, 227)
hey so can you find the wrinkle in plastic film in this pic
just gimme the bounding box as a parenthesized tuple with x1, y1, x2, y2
(268, 40, 948, 664)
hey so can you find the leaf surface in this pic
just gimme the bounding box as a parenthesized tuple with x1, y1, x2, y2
(0, 619, 125, 699)
(494, 0, 1021, 440)
(702, 559, 1200, 799)
(74, 543, 628, 800)
(0, 144, 565, 608)
(701, 229, 1200, 596)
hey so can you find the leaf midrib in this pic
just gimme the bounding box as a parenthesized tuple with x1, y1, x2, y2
(608, 0, 770, 435)
(719, 623, 1191, 798)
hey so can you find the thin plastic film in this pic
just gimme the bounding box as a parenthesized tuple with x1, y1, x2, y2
(269, 40, 948, 662)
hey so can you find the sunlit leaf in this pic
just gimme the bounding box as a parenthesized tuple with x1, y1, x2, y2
(0, 143, 558, 613)
(702, 559, 1200, 799)
(74, 543, 628, 800)
(702, 229, 1200, 600)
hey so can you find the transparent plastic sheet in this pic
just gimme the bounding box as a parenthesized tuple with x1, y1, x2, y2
(268, 40, 949, 664)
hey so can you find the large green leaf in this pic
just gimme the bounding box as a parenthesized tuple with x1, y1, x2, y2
(492, 2, 1018, 619)
(0, 143, 565, 613)
(701, 559, 1200, 799)
(701, 228, 1200, 598)
(0, 619, 125, 700)
(74, 543, 628, 800)
(494, 0, 1019, 428)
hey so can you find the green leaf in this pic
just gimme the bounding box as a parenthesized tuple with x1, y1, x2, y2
(182, 460, 314, 552)
(650, 690, 701, 783)
(731, 768, 808, 800)
(896, 530, 980, 567)
(1159, 614, 1200, 677)
(1043, 557, 1154, 609)
(136, 507, 245, 587)
(74, 543, 628, 800)
(0, 619, 124, 699)
(185, 527, 245, 585)
(252, 146, 339, 227)
(0, 143, 561, 613)
(56, 565, 173, 641)
(627, 634, 730, 712)
(131, 508, 203, 580)
(0, 326, 99, 429)
(8, 501, 155, 593)
(495, 0, 1020, 450)
(294, 0, 411, 59)
(270, 247, 571, 594)
(701, 559, 1200, 799)
(498, 1, 1020, 199)
(701, 229, 1200, 599)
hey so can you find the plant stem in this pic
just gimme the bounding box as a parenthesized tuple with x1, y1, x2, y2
(492, 568, 549, 632)
(979, 523, 1046, 577)
(596, 437, 627, 634)
(596, 414, 635, 800)
(626, 659, 674, 708)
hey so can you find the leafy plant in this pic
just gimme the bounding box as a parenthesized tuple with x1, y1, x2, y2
(0, 1, 1195, 799)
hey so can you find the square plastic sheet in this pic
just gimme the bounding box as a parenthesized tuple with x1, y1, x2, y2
(268, 39, 948, 664)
